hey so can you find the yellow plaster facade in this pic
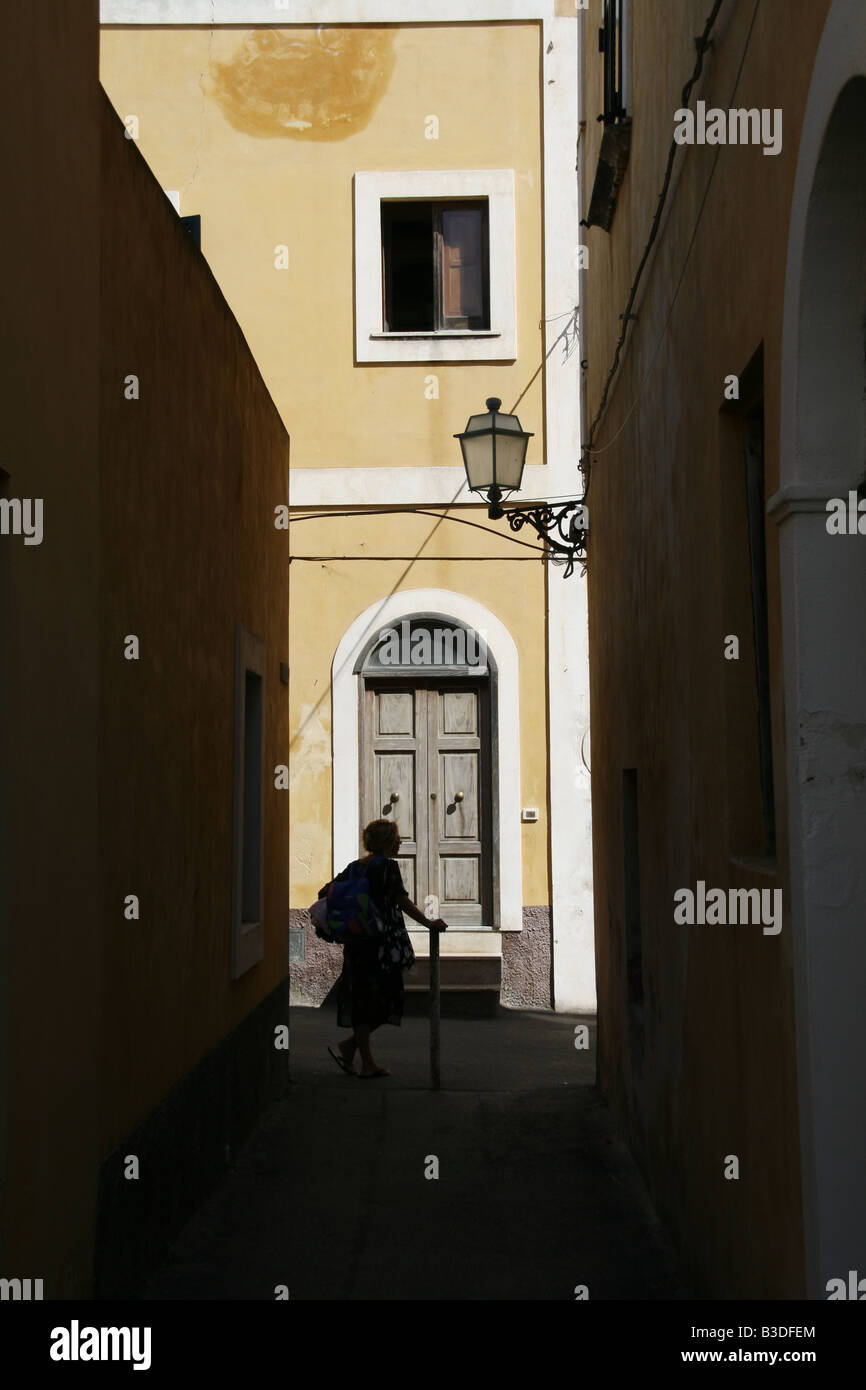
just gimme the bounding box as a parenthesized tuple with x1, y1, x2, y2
(100, 12, 580, 1005)
(101, 24, 545, 468)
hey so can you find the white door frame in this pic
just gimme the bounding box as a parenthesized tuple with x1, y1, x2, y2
(331, 589, 523, 931)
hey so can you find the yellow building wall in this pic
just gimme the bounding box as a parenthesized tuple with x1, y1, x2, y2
(289, 513, 550, 908)
(100, 21, 552, 917)
(99, 23, 545, 469)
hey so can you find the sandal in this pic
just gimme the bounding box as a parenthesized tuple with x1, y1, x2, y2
(328, 1046, 358, 1076)
(357, 1067, 391, 1079)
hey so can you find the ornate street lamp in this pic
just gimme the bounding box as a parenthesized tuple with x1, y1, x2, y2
(454, 397, 532, 520)
(454, 397, 588, 577)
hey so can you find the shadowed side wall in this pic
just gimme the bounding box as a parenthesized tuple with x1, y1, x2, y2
(581, 0, 830, 1297)
(0, 0, 102, 1298)
(96, 94, 290, 1295)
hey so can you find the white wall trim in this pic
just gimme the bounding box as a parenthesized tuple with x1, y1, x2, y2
(542, 11, 595, 1012)
(289, 462, 559, 507)
(102, 1, 565, 23)
(780, 6, 866, 495)
(331, 588, 523, 931)
(779, 0, 866, 1298)
(354, 169, 516, 363)
(767, 482, 853, 523)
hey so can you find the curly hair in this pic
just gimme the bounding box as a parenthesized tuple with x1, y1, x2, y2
(362, 818, 401, 857)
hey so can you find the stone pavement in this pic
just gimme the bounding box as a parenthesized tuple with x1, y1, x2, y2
(144, 1003, 689, 1300)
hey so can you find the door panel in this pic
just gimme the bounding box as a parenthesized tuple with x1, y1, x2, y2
(441, 689, 478, 735)
(441, 856, 479, 904)
(375, 753, 415, 834)
(440, 752, 479, 839)
(428, 687, 484, 927)
(364, 679, 489, 928)
(397, 857, 416, 903)
(364, 685, 425, 927)
(378, 689, 414, 736)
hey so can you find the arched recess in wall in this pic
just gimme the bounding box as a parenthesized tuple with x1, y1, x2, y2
(774, 0, 866, 1299)
(331, 590, 523, 931)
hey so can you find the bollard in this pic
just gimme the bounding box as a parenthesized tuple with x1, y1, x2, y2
(430, 926, 440, 1090)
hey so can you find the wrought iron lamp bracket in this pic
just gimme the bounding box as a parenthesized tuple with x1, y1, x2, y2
(498, 498, 588, 578)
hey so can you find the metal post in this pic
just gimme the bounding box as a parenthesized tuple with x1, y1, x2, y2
(429, 927, 440, 1090)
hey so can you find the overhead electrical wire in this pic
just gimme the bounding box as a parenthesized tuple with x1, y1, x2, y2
(291, 555, 542, 563)
(288, 506, 548, 554)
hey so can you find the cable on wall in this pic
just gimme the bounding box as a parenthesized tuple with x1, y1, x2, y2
(580, 0, 727, 499)
(583, 0, 763, 475)
(288, 506, 549, 554)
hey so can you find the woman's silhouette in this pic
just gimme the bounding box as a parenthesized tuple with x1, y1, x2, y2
(323, 818, 448, 1077)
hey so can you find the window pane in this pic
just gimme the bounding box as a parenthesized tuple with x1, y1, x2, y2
(441, 208, 483, 322)
(382, 202, 434, 331)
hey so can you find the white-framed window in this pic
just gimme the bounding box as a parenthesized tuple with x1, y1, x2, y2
(354, 169, 517, 363)
(231, 623, 266, 980)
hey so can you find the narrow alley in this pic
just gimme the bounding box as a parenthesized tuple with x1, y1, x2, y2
(5, 0, 866, 1343)
(144, 1007, 686, 1301)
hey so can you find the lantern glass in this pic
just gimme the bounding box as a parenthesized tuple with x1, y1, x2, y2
(459, 414, 495, 490)
(455, 402, 532, 498)
(491, 412, 529, 491)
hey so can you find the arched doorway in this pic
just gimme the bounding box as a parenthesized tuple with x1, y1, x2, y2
(354, 615, 495, 929)
(776, 11, 866, 1295)
(331, 589, 523, 932)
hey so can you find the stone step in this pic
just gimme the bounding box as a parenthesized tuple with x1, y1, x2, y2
(405, 954, 501, 992)
(401, 989, 502, 1019)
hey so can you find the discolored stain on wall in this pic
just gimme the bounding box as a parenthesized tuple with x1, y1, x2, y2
(208, 27, 397, 141)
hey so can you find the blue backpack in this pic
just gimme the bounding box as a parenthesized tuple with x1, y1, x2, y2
(311, 857, 387, 943)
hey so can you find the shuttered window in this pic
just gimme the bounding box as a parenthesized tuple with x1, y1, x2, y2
(599, 0, 630, 124)
(382, 200, 490, 332)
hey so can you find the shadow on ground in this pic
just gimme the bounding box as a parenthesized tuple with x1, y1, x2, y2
(144, 1003, 689, 1300)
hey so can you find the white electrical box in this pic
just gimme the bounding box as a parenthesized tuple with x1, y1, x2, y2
(522, 808, 538, 822)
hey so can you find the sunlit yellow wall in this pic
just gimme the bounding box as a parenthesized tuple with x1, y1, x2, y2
(289, 514, 550, 907)
(100, 24, 545, 468)
(100, 22, 551, 915)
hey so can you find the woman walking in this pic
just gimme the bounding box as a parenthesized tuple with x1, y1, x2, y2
(323, 818, 448, 1078)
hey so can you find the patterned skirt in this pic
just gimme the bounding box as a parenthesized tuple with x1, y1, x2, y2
(337, 939, 405, 1029)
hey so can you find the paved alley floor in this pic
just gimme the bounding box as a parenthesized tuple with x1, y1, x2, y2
(144, 1004, 689, 1300)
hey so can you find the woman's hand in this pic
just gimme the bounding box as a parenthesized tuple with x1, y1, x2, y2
(398, 894, 449, 930)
